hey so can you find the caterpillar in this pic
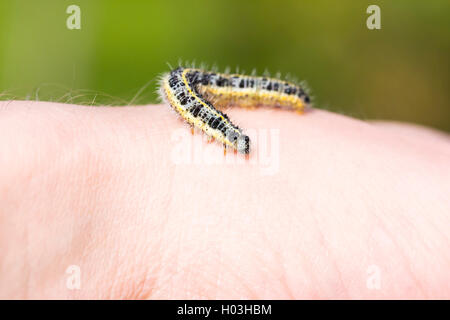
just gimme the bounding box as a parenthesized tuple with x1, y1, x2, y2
(159, 67, 311, 154)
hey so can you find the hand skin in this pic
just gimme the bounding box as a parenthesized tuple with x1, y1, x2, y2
(0, 100, 449, 299)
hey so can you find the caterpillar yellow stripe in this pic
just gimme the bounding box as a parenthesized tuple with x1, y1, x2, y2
(159, 67, 311, 154)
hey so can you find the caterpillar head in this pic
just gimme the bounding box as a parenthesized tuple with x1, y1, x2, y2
(227, 131, 250, 154)
(237, 134, 250, 154)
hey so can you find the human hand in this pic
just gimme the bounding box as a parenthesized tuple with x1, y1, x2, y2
(0, 100, 449, 299)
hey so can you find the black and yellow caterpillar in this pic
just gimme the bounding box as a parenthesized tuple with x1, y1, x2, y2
(159, 67, 311, 154)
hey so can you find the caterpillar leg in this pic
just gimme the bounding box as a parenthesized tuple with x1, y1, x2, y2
(237, 100, 257, 110)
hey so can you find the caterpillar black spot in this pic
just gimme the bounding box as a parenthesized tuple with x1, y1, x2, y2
(159, 67, 311, 154)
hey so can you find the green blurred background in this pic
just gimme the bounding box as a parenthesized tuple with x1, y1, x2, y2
(0, 0, 449, 131)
